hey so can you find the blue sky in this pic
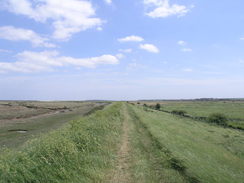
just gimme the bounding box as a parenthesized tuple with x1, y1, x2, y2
(0, 0, 243, 100)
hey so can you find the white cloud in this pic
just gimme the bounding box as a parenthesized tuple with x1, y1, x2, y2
(144, 0, 192, 18)
(104, 0, 112, 4)
(139, 43, 159, 53)
(118, 35, 144, 42)
(240, 37, 244, 40)
(0, 26, 55, 47)
(177, 40, 186, 46)
(4, 0, 102, 40)
(97, 27, 103, 31)
(0, 51, 120, 73)
(181, 48, 192, 52)
(118, 49, 133, 53)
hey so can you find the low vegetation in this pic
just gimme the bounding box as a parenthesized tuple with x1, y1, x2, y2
(0, 103, 123, 182)
(141, 100, 244, 130)
(0, 101, 243, 183)
(171, 110, 187, 116)
(134, 104, 244, 183)
(155, 103, 161, 110)
(207, 113, 228, 126)
(0, 101, 104, 149)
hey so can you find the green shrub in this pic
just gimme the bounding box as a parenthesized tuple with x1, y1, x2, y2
(171, 110, 187, 116)
(155, 103, 161, 110)
(168, 157, 186, 172)
(207, 113, 228, 126)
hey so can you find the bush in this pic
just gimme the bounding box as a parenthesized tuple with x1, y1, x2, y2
(207, 113, 228, 126)
(171, 110, 187, 116)
(155, 103, 161, 110)
(168, 157, 186, 172)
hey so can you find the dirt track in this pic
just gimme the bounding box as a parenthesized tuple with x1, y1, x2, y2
(109, 105, 132, 183)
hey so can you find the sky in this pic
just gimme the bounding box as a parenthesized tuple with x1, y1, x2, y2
(0, 0, 244, 100)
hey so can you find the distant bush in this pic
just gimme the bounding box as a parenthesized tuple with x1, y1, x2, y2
(207, 113, 228, 126)
(171, 110, 187, 116)
(143, 104, 148, 107)
(155, 103, 161, 110)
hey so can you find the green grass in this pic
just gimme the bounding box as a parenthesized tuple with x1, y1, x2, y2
(0, 103, 123, 183)
(159, 101, 244, 119)
(1, 102, 244, 183)
(127, 105, 187, 183)
(131, 104, 244, 183)
(143, 101, 244, 129)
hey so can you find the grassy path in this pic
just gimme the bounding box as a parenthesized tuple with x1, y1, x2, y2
(109, 104, 185, 183)
(109, 104, 132, 183)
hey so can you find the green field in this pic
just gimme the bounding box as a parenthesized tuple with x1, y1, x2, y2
(0, 101, 244, 182)
(140, 100, 244, 129)
(153, 101, 244, 119)
(131, 105, 244, 182)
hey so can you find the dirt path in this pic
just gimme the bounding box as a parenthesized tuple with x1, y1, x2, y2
(109, 105, 132, 183)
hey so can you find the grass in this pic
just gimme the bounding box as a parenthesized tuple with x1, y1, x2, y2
(0, 102, 103, 149)
(142, 100, 244, 129)
(1, 101, 244, 183)
(0, 103, 123, 183)
(0, 101, 102, 120)
(127, 104, 187, 183)
(131, 104, 244, 183)
(154, 101, 244, 119)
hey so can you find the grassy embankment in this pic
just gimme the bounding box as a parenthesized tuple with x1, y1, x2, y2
(130, 104, 244, 183)
(0, 102, 105, 149)
(0, 103, 123, 183)
(1, 102, 243, 183)
(126, 104, 188, 183)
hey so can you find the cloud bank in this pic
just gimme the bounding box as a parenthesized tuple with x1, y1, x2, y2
(0, 51, 120, 73)
(3, 0, 102, 40)
(0, 26, 55, 47)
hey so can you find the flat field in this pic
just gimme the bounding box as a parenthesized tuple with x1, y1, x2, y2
(131, 105, 244, 183)
(0, 101, 107, 149)
(0, 102, 243, 183)
(139, 100, 244, 129)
